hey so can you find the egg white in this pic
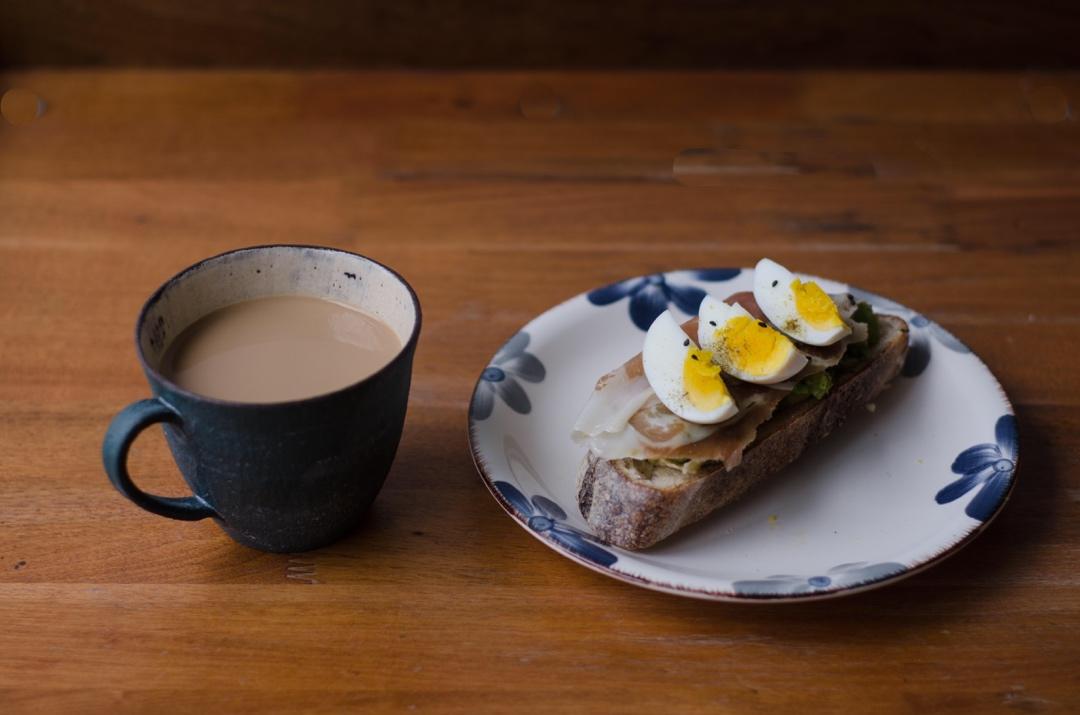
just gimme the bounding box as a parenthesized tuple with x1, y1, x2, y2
(642, 311, 738, 425)
(752, 258, 851, 346)
(697, 296, 808, 384)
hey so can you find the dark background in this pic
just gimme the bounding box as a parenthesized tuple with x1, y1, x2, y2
(2, 0, 1079, 69)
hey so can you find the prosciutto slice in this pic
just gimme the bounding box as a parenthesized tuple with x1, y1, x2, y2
(572, 317, 786, 469)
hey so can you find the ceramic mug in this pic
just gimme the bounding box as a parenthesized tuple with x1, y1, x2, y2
(102, 245, 421, 552)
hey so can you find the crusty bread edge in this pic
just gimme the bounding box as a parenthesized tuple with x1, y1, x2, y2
(577, 315, 910, 551)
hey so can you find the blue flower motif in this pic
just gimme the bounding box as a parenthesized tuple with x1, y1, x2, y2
(902, 328, 932, 378)
(732, 561, 906, 596)
(587, 268, 741, 331)
(471, 332, 545, 421)
(901, 314, 971, 378)
(848, 288, 970, 378)
(936, 414, 1017, 521)
(493, 481, 617, 568)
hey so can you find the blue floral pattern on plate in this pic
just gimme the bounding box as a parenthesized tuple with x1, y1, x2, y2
(492, 481, 618, 567)
(848, 287, 970, 377)
(732, 561, 906, 596)
(902, 314, 972, 377)
(587, 268, 741, 331)
(936, 414, 1018, 521)
(471, 332, 545, 420)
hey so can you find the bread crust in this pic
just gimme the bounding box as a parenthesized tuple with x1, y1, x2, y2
(577, 315, 910, 550)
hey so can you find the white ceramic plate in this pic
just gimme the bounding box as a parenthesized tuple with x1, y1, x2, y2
(467, 268, 1017, 602)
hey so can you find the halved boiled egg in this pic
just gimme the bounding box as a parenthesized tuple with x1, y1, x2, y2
(642, 311, 739, 425)
(697, 296, 808, 384)
(752, 258, 851, 346)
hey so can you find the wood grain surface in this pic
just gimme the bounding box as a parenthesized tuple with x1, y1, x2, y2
(0, 70, 1078, 713)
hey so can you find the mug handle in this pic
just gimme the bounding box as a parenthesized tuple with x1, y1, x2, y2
(103, 398, 217, 521)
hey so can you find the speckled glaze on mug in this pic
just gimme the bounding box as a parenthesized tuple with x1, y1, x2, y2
(103, 245, 422, 553)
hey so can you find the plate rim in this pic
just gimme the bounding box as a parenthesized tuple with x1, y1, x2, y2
(466, 267, 1018, 602)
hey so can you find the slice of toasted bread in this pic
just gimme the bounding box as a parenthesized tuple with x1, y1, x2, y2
(577, 315, 909, 550)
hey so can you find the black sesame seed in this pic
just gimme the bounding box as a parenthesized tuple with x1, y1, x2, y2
(691, 354, 699, 360)
(771, 280, 778, 287)
(758, 321, 768, 328)
(683, 339, 690, 346)
(709, 320, 717, 326)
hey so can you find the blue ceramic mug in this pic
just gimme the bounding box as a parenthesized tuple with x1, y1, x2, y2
(102, 245, 421, 552)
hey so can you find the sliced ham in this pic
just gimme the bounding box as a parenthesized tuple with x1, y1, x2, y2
(640, 389, 786, 469)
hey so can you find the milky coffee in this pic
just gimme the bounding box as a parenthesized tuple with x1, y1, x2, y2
(161, 295, 401, 403)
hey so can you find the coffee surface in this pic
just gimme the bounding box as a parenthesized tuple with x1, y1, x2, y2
(161, 295, 401, 402)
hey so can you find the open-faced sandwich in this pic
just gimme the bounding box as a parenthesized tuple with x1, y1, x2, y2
(572, 258, 910, 550)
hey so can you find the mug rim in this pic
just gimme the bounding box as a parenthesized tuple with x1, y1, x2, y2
(134, 244, 423, 409)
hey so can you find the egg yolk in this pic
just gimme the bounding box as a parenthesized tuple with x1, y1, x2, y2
(683, 347, 731, 411)
(791, 278, 843, 329)
(714, 316, 796, 377)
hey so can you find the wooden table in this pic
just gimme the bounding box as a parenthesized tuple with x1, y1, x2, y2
(1, 70, 1078, 713)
